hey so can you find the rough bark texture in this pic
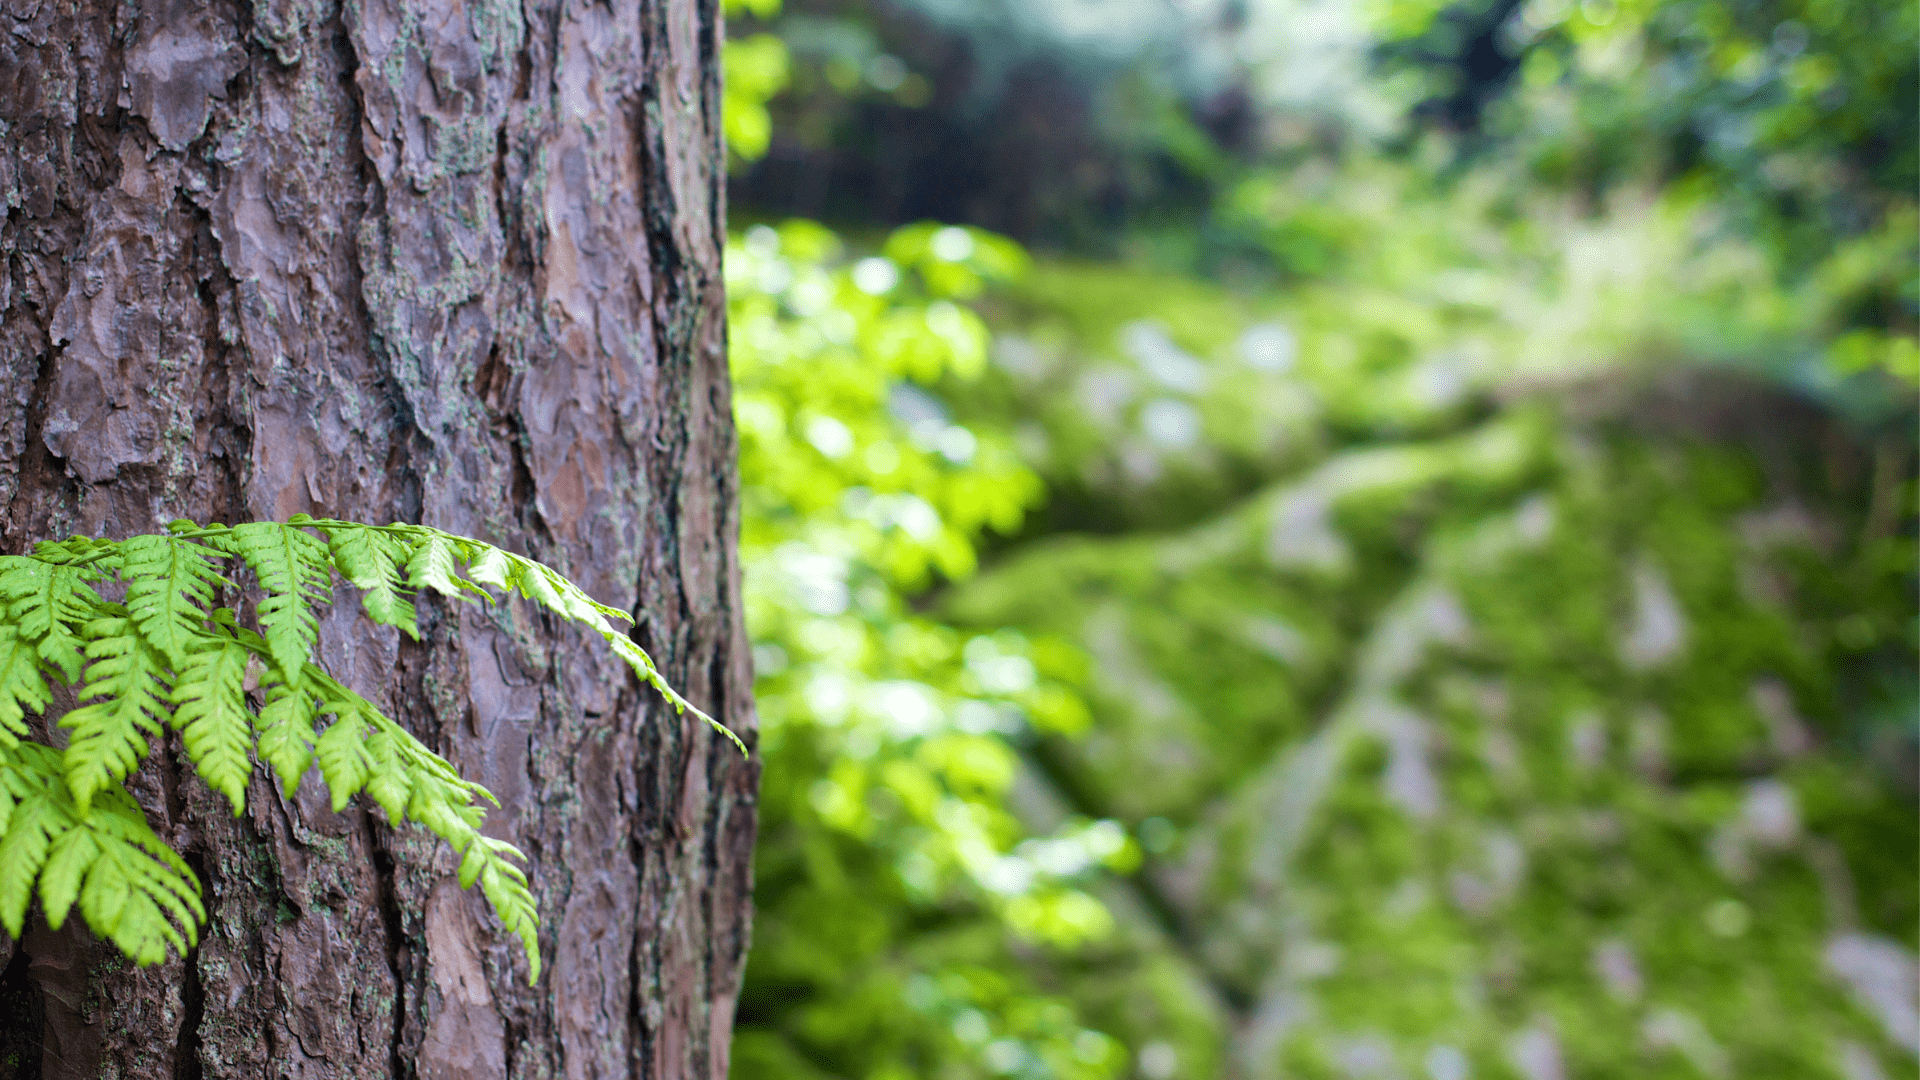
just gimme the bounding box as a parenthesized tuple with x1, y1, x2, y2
(0, 0, 757, 1075)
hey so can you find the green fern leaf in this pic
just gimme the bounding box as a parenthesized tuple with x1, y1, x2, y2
(397, 530, 456, 595)
(411, 529, 741, 754)
(170, 639, 254, 813)
(255, 670, 318, 795)
(295, 665, 536, 977)
(30, 536, 123, 568)
(82, 788, 204, 963)
(305, 523, 738, 752)
(461, 541, 633, 629)
(39, 785, 203, 965)
(398, 766, 490, 840)
(0, 742, 67, 938)
(0, 517, 732, 982)
(0, 744, 21, 838)
(202, 609, 316, 794)
(0, 623, 53, 749)
(438, 534, 740, 751)
(120, 535, 232, 668)
(464, 544, 515, 594)
(360, 722, 413, 825)
(0, 557, 108, 684)
(414, 765, 537, 980)
(61, 616, 170, 815)
(607, 634, 744, 753)
(402, 530, 483, 601)
(501, 551, 564, 610)
(312, 684, 371, 813)
(519, 557, 629, 627)
(470, 834, 542, 982)
(306, 668, 456, 821)
(320, 524, 419, 638)
(436, 533, 625, 629)
(226, 522, 332, 680)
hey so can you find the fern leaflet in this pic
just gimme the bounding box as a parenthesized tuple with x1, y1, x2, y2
(0, 557, 109, 684)
(224, 522, 332, 680)
(400, 528, 485, 602)
(0, 623, 53, 749)
(470, 834, 541, 980)
(312, 684, 372, 814)
(61, 615, 171, 816)
(169, 636, 255, 814)
(121, 535, 231, 668)
(39, 783, 205, 965)
(301, 664, 541, 979)
(0, 743, 198, 965)
(0, 743, 64, 939)
(301, 518, 739, 748)
(319, 524, 418, 638)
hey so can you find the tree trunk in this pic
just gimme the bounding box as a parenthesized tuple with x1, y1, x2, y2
(0, 0, 756, 1075)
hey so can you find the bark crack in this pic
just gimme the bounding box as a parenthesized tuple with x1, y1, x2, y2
(169, 857, 206, 1080)
(0, 937, 47, 1080)
(366, 819, 411, 1080)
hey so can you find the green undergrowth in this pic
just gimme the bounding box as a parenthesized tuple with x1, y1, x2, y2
(730, 209, 1916, 1078)
(939, 255, 1917, 1077)
(719, 5, 1916, 1075)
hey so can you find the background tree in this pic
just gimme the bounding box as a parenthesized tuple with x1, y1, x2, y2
(0, 0, 757, 1077)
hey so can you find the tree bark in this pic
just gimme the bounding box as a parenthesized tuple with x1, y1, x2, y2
(0, 0, 756, 1075)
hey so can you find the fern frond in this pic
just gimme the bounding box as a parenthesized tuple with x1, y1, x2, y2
(0, 557, 109, 684)
(30, 536, 124, 569)
(435, 534, 632, 627)
(318, 523, 419, 638)
(0, 517, 730, 982)
(509, 553, 633, 628)
(399, 528, 740, 751)
(39, 784, 204, 965)
(445, 536, 740, 748)
(607, 634, 744, 752)
(296, 519, 740, 751)
(304, 666, 480, 820)
(0, 743, 204, 963)
(170, 638, 254, 813)
(298, 664, 539, 978)
(0, 624, 53, 749)
(225, 522, 332, 680)
(60, 615, 171, 815)
(400, 529, 486, 602)
(417, 761, 538, 980)
(0, 744, 20, 838)
(359, 722, 416, 826)
(463, 544, 516, 595)
(120, 535, 233, 668)
(312, 689, 371, 814)
(469, 834, 542, 982)
(255, 669, 318, 795)
(0, 742, 66, 938)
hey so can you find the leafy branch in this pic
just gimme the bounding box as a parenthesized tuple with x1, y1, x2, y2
(0, 516, 740, 982)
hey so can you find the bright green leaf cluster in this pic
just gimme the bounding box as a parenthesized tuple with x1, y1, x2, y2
(720, 0, 790, 166)
(0, 517, 736, 982)
(728, 220, 1143, 1079)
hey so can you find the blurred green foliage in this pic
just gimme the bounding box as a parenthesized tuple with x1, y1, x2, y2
(720, 2, 1916, 1078)
(726, 218, 1138, 1078)
(1374, 0, 1917, 388)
